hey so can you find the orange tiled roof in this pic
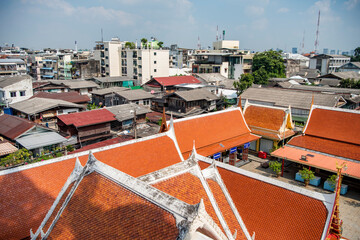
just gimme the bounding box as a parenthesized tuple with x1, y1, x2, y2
(152, 172, 246, 239)
(198, 161, 329, 240)
(305, 107, 360, 145)
(272, 146, 360, 180)
(251, 128, 295, 141)
(244, 105, 286, 131)
(288, 135, 360, 161)
(47, 172, 178, 239)
(173, 108, 259, 157)
(0, 134, 182, 240)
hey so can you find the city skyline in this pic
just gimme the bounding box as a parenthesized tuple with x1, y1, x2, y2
(0, 0, 359, 52)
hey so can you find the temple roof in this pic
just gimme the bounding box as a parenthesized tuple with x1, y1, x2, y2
(172, 108, 260, 158)
(0, 130, 183, 240)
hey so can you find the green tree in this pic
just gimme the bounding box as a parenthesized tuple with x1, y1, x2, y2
(339, 78, 360, 89)
(141, 38, 148, 48)
(158, 41, 164, 48)
(251, 50, 286, 84)
(233, 73, 254, 96)
(125, 42, 136, 49)
(351, 47, 360, 62)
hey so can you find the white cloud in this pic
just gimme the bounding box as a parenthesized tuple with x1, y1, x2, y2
(308, 0, 342, 24)
(345, 0, 359, 10)
(277, 7, 289, 13)
(246, 6, 265, 15)
(252, 18, 268, 30)
(24, 0, 75, 15)
(77, 7, 135, 26)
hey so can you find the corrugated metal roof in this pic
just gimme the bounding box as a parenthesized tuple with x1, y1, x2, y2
(31, 91, 90, 103)
(151, 76, 201, 86)
(16, 132, 66, 150)
(171, 88, 219, 101)
(49, 80, 99, 89)
(10, 98, 85, 115)
(0, 75, 32, 88)
(0, 114, 35, 140)
(57, 109, 116, 127)
(91, 87, 129, 96)
(106, 103, 152, 122)
(241, 87, 341, 110)
(116, 89, 154, 101)
(0, 59, 25, 64)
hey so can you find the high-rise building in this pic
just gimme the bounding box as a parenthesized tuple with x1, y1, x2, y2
(323, 48, 329, 54)
(94, 38, 169, 85)
(330, 49, 336, 55)
(292, 47, 298, 54)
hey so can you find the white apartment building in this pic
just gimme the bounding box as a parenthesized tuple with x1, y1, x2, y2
(0, 75, 33, 106)
(95, 38, 169, 85)
(0, 59, 27, 76)
(309, 54, 350, 75)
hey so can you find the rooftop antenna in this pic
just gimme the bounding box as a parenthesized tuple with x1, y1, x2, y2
(301, 30, 305, 54)
(216, 26, 219, 41)
(74, 40, 77, 53)
(101, 28, 103, 42)
(222, 30, 225, 40)
(314, 10, 320, 53)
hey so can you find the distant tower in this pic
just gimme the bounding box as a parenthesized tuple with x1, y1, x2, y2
(75, 41, 78, 52)
(314, 10, 320, 53)
(216, 26, 219, 41)
(101, 28, 103, 42)
(301, 30, 305, 54)
(222, 30, 225, 40)
(197, 36, 201, 50)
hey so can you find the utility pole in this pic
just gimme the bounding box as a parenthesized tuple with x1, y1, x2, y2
(133, 108, 137, 139)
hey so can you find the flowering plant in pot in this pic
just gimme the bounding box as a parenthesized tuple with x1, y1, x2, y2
(269, 161, 282, 178)
(299, 167, 315, 187)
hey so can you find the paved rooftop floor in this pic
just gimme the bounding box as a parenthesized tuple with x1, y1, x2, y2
(239, 155, 360, 240)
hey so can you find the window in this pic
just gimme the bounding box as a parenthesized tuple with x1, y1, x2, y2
(138, 57, 142, 60)
(106, 72, 109, 76)
(105, 56, 108, 59)
(154, 52, 157, 56)
(105, 48, 108, 51)
(154, 61, 157, 64)
(154, 69, 157, 72)
(10, 91, 16, 97)
(20, 91, 25, 96)
(106, 64, 109, 67)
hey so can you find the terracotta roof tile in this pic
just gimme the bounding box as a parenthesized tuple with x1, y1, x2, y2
(288, 135, 360, 161)
(305, 107, 360, 145)
(0, 134, 182, 240)
(152, 172, 247, 239)
(0, 114, 35, 140)
(48, 172, 178, 239)
(207, 179, 243, 238)
(71, 136, 134, 154)
(174, 109, 258, 157)
(152, 76, 201, 86)
(198, 161, 328, 240)
(57, 109, 116, 127)
(244, 105, 286, 131)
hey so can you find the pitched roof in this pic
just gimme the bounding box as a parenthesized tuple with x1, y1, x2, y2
(0, 130, 183, 240)
(319, 72, 360, 80)
(151, 76, 201, 86)
(106, 103, 152, 122)
(10, 98, 85, 115)
(31, 91, 90, 103)
(49, 80, 99, 89)
(0, 75, 32, 88)
(241, 87, 341, 110)
(172, 108, 259, 158)
(57, 109, 116, 127)
(0, 142, 18, 156)
(304, 106, 360, 145)
(91, 86, 129, 95)
(0, 114, 35, 140)
(243, 104, 295, 140)
(115, 89, 154, 101)
(282, 84, 360, 95)
(16, 132, 66, 150)
(170, 88, 219, 101)
(197, 158, 332, 240)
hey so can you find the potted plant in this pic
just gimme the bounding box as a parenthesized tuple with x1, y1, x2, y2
(299, 167, 315, 187)
(269, 161, 282, 178)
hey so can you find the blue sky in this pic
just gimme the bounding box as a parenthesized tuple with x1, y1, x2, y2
(0, 0, 359, 52)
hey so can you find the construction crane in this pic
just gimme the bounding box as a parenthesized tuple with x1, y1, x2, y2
(314, 10, 320, 53)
